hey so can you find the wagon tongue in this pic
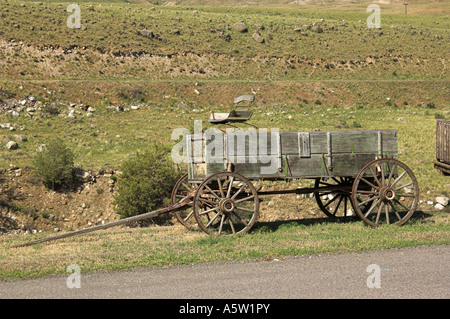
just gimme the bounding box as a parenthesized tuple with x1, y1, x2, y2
(11, 197, 191, 248)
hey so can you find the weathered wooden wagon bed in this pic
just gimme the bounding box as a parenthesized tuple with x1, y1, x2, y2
(172, 129, 419, 235)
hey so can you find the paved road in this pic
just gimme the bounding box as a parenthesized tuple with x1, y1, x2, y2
(1, 245, 449, 299)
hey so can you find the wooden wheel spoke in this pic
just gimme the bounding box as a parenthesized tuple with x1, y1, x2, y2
(182, 210, 194, 222)
(358, 195, 377, 207)
(200, 206, 219, 215)
(228, 215, 236, 234)
(218, 214, 225, 235)
(387, 163, 397, 186)
(388, 202, 403, 222)
(206, 212, 221, 228)
(226, 176, 235, 198)
(390, 171, 407, 188)
(369, 166, 382, 187)
(375, 202, 383, 224)
(399, 194, 417, 198)
(231, 184, 245, 200)
(360, 177, 379, 190)
(323, 194, 340, 208)
(343, 196, 348, 216)
(393, 198, 413, 212)
(234, 195, 255, 204)
(217, 177, 225, 198)
(197, 198, 218, 205)
(332, 195, 344, 216)
(364, 198, 381, 217)
(394, 182, 414, 191)
(231, 211, 249, 226)
(204, 184, 222, 201)
(385, 202, 390, 224)
(235, 206, 256, 213)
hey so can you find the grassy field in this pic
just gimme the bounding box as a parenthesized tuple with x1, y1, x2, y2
(0, 0, 449, 280)
(0, 1, 448, 80)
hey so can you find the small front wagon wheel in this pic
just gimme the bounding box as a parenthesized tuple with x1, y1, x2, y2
(351, 158, 419, 227)
(171, 173, 199, 231)
(193, 172, 260, 235)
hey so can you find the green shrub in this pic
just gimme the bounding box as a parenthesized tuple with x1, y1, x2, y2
(32, 138, 75, 190)
(113, 143, 180, 223)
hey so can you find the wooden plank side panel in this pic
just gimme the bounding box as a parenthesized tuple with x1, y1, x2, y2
(188, 130, 398, 180)
(206, 157, 285, 179)
(437, 120, 450, 163)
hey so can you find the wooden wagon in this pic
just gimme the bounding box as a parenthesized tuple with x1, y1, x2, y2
(434, 120, 450, 175)
(14, 128, 420, 248)
(171, 129, 419, 235)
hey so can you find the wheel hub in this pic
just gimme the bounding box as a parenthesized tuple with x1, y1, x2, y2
(219, 198, 235, 214)
(379, 186, 396, 202)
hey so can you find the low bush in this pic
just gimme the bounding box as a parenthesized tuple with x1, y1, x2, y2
(32, 138, 75, 190)
(113, 143, 180, 224)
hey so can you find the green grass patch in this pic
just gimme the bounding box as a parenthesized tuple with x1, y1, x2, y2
(1, 211, 448, 280)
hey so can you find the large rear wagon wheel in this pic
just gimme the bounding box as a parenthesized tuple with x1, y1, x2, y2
(193, 172, 259, 235)
(351, 158, 419, 227)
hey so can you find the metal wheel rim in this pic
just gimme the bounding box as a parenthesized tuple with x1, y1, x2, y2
(193, 172, 260, 235)
(351, 158, 419, 227)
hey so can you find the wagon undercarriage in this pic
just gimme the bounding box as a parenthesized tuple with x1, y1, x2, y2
(172, 155, 419, 235)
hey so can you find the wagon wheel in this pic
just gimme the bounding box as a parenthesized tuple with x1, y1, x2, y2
(351, 158, 419, 227)
(171, 173, 199, 231)
(314, 177, 356, 218)
(193, 172, 259, 235)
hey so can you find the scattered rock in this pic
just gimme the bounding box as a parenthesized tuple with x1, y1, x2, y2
(138, 29, 155, 38)
(435, 196, 448, 206)
(311, 25, 323, 33)
(36, 144, 47, 152)
(74, 168, 93, 183)
(233, 22, 248, 33)
(252, 32, 265, 43)
(5, 141, 18, 150)
(435, 203, 445, 210)
(13, 134, 27, 142)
